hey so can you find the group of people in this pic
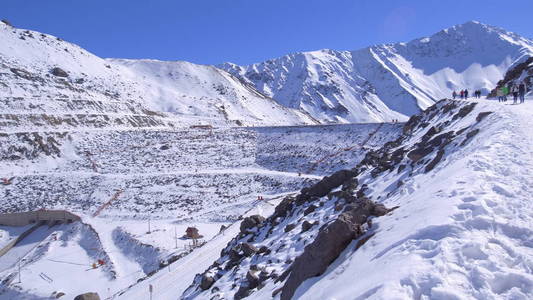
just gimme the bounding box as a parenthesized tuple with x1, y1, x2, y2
(497, 82, 527, 104)
(452, 89, 482, 100)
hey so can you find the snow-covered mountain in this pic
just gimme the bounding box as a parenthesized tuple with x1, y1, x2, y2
(221, 21, 533, 123)
(0, 21, 315, 129)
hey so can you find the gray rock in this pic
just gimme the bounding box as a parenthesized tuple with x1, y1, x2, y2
(200, 274, 215, 290)
(51, 67, 68, 77)
(280, 199, 390, 300)
(241, 243, 258, 257)
(240, 215, 265, 233)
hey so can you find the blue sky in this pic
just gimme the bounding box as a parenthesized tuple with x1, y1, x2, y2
(3, 0, 532, 65)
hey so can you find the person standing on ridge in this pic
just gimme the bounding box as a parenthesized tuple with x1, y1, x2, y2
(452, 90, 457, 99)
(497, 87, 504, 102)
(502, 85, 509, 102)
(518, 82, 526, 103)
(512, 85, 519, 104)
(464, 89, 469, 99)
(460, 90, 464, 99)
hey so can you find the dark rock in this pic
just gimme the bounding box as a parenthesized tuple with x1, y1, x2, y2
(427, 131, 455, 148)
(301, 221, 315, 232)
(200, 274, 215, 290)
(461, 129, 480, 146)
(284, 223, 296, 232)
(235, 285, 252, 300)
(403, 115, 422, 134)
(407, 146, 434, 162)
(303, 205, 317, 216)
(425, 149, 445, 172)
(241, 243, 258, 257)
(159, 144, 170, 150)
(246, 270, 260, 289)
(258, 246, 269, 254)
(476, 112, 493, 122)
(341, 177, 358, 192)
(74, 293, 100, 300)
(240, 215, 265, 233)
(421, 126, 439, 142)
(305, 169, 356, 198)
(280, 199, 391, 300)
(273, 197, 294, 218)
(51, 67, 68, 77)
(397, 164, 406, 173)
(453, 103, 477, 120)
(441, 102, 458, 114)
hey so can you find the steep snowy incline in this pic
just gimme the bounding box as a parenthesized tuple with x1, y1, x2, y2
(294, 99, 533, 300)
(181, 99, 533, 300)
(221, 21, 533, 123)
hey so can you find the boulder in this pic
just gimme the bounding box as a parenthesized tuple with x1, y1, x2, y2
(280, 199, 390, 300)
(240, 215, 265, 233)
(274, 197, 294, 218)
(241, 243, 258, 257)
(246, 270, 260, 289)
(51, 67, 68, 77)
(74, 293, 100, 300)
(200, 274, 215, 290)
(301, 220, 315, 232)
(305, 169, 356, 198)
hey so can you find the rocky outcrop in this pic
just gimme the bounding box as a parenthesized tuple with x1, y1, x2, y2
(240, 215, 265, 234)
(280, 199, 390, 300)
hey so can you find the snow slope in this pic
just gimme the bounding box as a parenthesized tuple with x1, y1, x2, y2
(182, 99, 533, 300)
(0, 22, 314, 128)
(221, 21, 533, 123)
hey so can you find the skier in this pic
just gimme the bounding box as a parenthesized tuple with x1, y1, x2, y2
(518, 83, 526, 103)
(460, 90, 464, 99)
(452, 90, 457, 99)
(464, 89, 469, 99)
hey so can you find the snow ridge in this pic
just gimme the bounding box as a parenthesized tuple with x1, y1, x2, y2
(221, 21, 533, 123)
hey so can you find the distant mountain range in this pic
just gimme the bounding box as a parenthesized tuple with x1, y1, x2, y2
(1, 20, 531, 126)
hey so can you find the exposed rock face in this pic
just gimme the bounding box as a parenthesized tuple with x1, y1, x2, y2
(240, 215, 265, 233)
(73, 293, 100, 300)
(280, 199, 390, 300)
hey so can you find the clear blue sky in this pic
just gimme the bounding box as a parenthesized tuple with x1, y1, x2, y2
(3, 0, 532, 65)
